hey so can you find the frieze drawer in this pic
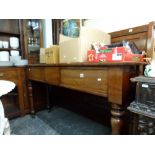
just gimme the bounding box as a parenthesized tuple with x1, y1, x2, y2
(60, 67, 108, 97)
(45, 67, 60, 85)
(0, 69, 17, 81)
(28, 67, 45, 82)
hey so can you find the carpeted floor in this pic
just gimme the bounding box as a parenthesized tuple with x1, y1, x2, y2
(10, 106, 111, 135)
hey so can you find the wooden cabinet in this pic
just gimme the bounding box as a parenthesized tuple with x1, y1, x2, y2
(0, 20, 29, 118)
(0, 67, 29, 118)
(22, 19, 43, 64)
(0, 19, 24, 58)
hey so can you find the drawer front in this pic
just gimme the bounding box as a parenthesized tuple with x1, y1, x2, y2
(0, 69, 17, 81)
(28, 67, 45, 82)
(45, 67, 60, 85)
(61, 67, 108, 97)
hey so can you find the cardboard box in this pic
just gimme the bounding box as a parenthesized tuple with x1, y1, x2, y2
(87, 47, 144, 62)
(40, 48, 46, 63)
(40, 45, 59, 64)
(59, 27, 111, 63)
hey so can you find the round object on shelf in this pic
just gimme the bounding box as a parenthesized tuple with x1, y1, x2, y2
(9, 37, 19, 49)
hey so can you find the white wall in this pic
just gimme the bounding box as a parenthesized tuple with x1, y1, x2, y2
(84, 18, 155, 33)
(42, 19, 53, 48)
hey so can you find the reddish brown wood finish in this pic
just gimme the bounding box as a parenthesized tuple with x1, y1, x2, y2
(0, 67, 28, 118)
(110, 21, 155, 58)
(60, 67, 108, 97)
(27, 62, 144, 134)
(22, 19, 43, 64)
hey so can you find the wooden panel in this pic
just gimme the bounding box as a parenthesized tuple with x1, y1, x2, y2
(110, 21, 155, 58)
(146, 21, 154, 58)
(32, 82, 47, 112)
(45, 67, 60, 85)
(28, 67, 45, 82)
(52, 19, 62, 44)
(0, 19, 19, 34)
(111, 32, 147, 52)
(108, 66, 138, 105)
(0, 69, 18, 83)
(110, 25, 147, 38)
(108, 67, 123, 104)
(60, 67, 108, 97)
(0, 67, 27, 118)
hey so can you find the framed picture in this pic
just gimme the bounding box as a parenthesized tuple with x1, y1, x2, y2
(61, 19, 86, 37)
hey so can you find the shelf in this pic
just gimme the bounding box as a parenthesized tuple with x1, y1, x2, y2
(28, 44, 40, 52)
(0, 48, 22, 51)
(0, 31, 20, 36)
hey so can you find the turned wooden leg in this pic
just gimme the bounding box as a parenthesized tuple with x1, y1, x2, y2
(28, 81, 35, 117)
(111, 103, 125, 135)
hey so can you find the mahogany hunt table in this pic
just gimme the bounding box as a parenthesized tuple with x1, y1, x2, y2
(27, 62, 145, 134)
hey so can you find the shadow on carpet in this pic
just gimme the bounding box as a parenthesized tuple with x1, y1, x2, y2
(10, 106, 111, 135)
(10, 115, 58, 135)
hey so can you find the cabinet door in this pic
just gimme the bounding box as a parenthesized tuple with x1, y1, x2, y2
(23, 19, 43, 64)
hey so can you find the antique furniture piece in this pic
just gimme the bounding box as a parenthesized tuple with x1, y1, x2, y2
(0, 20, 28, 118)
(128, 76, 155, 134)
(22, 19, 43, 64)
(27, 21, 154, 134)
(110, 21, 155, 59)
(27, 62, 144, 134)
(0, 19, 24, 58)
(0, 67, 29, 118)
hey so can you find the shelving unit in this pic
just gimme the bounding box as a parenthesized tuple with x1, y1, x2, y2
(0, 20, 28, 119)
(0, 19, 24, 59)
(0, 48, 22, 51)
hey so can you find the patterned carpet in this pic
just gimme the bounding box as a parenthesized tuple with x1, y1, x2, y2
(10, 106, 111, 135)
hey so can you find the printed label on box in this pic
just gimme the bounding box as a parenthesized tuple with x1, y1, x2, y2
(142, 84, 149, 88)
(112, 53, 122, 60)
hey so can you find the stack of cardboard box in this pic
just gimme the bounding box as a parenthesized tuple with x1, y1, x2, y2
(59, 27, 111, 63)
(40, 45, 59, 64)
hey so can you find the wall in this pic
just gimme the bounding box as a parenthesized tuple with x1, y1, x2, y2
(84, 19, 155, 33)
(42, 19, 53, 48)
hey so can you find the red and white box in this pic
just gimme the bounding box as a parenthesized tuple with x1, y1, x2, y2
(87, 47, 144, 62)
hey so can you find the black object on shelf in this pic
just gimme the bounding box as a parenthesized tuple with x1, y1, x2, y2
(106, 40, 141, 54)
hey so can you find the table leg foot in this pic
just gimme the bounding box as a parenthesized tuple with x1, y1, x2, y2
(111, 103, 125, 135)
